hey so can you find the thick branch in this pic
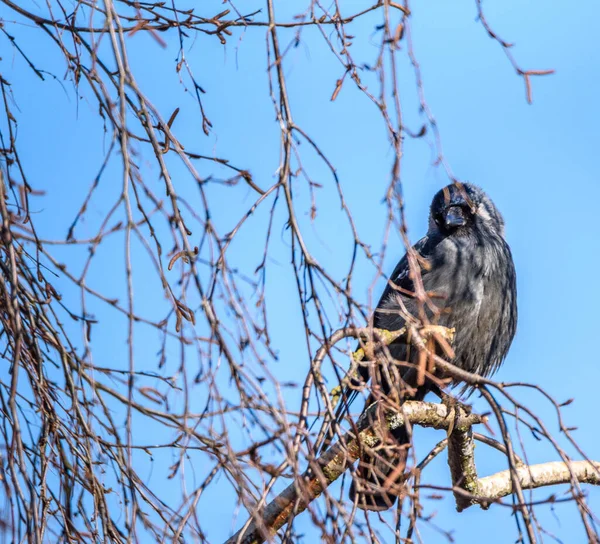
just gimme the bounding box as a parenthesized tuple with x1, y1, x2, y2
(473, 461, 600, 505)
(225, 401, 481, 544)
(447, 423, 600, 511)
(226, 323, 600, 543)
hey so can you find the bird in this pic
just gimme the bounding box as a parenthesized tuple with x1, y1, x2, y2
(349, 182, 517, 511)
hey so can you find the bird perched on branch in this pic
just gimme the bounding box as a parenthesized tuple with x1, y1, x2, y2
(350, 182, 517, 511)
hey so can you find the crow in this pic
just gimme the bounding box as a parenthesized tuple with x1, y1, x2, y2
(349, 182, 517, 511)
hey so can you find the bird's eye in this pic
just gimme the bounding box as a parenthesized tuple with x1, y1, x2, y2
(434, 213, 443, 226)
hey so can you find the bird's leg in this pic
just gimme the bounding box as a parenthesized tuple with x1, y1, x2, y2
(409, 324, 468, 435)
(428, 382, 445, 400)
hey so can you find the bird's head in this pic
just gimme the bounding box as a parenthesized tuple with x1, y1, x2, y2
(428, 183, 505, 238)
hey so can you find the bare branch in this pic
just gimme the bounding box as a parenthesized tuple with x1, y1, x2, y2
(226, 401, 484, 544)
(476, 461, 600, 503)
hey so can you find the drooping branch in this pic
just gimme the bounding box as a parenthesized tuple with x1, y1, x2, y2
(447, 421, 482, 511)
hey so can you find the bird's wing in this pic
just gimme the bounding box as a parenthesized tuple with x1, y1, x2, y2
(314, 236, 436, 454)
(340, 236, 434, 410)
(373, 235, 432, 329)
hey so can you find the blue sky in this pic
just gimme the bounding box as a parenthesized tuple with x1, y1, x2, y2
(1, 0, 599, 542)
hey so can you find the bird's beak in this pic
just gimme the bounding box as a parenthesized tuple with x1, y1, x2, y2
(445, 206, 467, 228)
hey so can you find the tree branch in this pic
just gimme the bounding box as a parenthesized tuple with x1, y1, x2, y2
(473, 461, 600, 506)
(226, 396, 600, 544)
(225, 401, 482, 544)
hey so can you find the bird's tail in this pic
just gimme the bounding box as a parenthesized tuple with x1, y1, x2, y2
(349, 424, 410, 511)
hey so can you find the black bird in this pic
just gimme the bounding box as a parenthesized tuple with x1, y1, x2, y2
(349, 182, 517, 511)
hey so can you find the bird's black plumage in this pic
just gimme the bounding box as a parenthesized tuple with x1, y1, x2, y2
(350, 183, 517, 511)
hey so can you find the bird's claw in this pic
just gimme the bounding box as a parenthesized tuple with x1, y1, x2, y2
(441, 393, 471, 437)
